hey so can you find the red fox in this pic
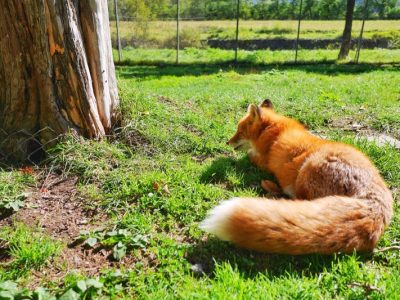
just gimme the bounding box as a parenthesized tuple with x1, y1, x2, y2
(201, 100, 393, 254)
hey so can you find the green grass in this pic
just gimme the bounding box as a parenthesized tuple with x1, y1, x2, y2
(110, 20, 400, 48)
(0, 223, 61, 281)
(1, 61, 400, 298)
(114, 48, 400, 65)
(115, 63, 400, 138)
(50, 63, 400, 298)
(0, 170, 34, 212)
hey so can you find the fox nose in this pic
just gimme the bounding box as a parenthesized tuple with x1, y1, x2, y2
(226, 141, 230, 145)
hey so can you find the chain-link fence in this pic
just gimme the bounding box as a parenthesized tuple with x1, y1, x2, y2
(108, 0, 400, 65)
(0, 124, 153, 167)
(0, 128, 64, 167)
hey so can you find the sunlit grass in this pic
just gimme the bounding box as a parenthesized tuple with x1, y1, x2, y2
(110, 19, 400, 46)
(114, 47, 400, 65)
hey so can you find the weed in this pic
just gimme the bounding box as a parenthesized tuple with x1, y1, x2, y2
(0, 170, 34, 213)
(0, 223, 61, 280)
(78, 226, 149, 261)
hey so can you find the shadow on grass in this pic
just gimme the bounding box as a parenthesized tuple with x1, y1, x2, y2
(116, 60, 400, 79)
(0, 210, 14, 222)
(199, 155, 273, 193)
(186, 237, 372, 279)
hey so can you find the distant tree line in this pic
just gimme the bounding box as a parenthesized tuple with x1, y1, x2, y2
(109, 0, 400, 20)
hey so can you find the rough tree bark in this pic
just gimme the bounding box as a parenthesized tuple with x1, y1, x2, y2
(338, 0, 356, 60)
(0, 0, 119, 161)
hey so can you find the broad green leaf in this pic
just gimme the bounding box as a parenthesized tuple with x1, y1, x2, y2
(86, 279, 103, 289)
(85, 237, 98, 248)
(76, 280, 87, 292)
(113, 242, 127, 260)
(58, 289, 80, 300)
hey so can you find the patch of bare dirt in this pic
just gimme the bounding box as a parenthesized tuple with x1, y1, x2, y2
(191, 154, 213, 163)
(184, 124, 203, 137)
(363, 134, 400, 149)
(121, 128, 154, 153)
(157, 95, 175, 105)
(327, 116, 369, 132)
(318, 118, 400, 149)
(6, 176, 92, 239)
(0, 173, 135, 287)
(157, 95, 198, 112)
(112, 123, 154, 155)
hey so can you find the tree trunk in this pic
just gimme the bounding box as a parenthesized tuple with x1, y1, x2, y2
(0, 0, 119, 161)
(338, 0, 356, 60)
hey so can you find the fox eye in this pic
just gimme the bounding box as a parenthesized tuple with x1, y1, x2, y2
(238, 128, 247, 136)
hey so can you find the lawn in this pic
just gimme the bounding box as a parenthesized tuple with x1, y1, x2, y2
(114, 47, 400, 65)
(109, 20, 400, 48)
(0, 62, 399, 298)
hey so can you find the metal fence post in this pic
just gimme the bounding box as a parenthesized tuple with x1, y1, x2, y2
(176, 0, 180, 64)
(234, 0, 240, 64)
(114, 0, 122, 62)
(355, 0, 369, 64)
(294, 0, 303, 63)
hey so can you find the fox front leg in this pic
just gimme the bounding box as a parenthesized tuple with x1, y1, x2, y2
(261, 180, 282, 196)
(248, 149, 269, 171)
(247, 150, 282, 196)
(247, 148, 261, 167)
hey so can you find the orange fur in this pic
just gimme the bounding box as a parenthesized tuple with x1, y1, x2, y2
(200, 101, 393, 254)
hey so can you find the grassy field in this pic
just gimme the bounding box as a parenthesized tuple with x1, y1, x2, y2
(114, 48, 400, 65)
(0, 63, 400, 298)
(109, 20, 400, 48)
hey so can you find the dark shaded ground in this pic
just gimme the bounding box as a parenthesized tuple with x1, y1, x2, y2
(207, 38, 390, 50)
(116, 62, 400, 79)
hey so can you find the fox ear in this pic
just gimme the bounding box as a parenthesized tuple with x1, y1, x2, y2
(260, 99, 273, 109)
(247, 104, 261, 120)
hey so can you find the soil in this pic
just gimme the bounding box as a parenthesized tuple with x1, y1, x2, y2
(322, 117, 400, 149)
(115, 125, 154, 155)
(0, 173, 133, 287)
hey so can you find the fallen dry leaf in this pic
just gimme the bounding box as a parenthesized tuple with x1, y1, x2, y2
(19, 166, 34, 175)
(162, 184, 170, 194)
(152, 182, 160, 191)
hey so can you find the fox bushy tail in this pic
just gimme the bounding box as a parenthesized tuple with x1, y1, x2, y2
(200, 195, 391, 254)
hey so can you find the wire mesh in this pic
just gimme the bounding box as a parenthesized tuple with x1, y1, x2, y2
(0, 124, 156, 168)
(0, 127, 63, 167)
(108, 0, 400, 65)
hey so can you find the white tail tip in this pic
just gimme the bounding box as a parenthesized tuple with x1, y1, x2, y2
(200, 198, 242, 241)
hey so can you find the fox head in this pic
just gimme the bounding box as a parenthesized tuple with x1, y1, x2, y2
(227, 99, 274, 151)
